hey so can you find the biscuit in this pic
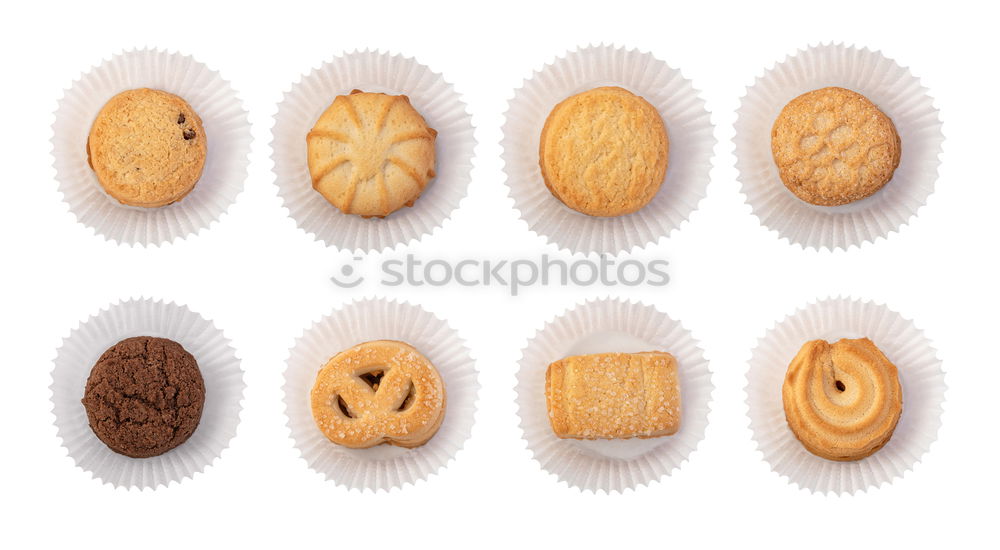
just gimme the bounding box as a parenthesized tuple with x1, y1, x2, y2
(307, 90, 437, 218)
(539, 86, 668, 217)
(771, 87, 901, 206)
(310, 340, 446, 449)
(87, 88, 207, 208)
(81, 336, 205, 458)
(782, 338, 902, 461)
(545, 351, 681, 439)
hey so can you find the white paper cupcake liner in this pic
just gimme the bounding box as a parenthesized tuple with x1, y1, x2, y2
(272, 50, 475, 252)
(746, 296, 946, 494)
(515, 298, 713, 493)
(735, 43, 944, 250)
(51, 49, 252, 246)
(501, 44, 714, 255)
(283, 298, 479, 491)
(50, 298, 245, 489)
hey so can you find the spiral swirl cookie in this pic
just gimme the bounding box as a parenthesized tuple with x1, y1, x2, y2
(539, 86, 669, 217)
(310, 340, 446, 449)
(307, 90, 437, 218)
(782, 337, 902, 461)
(87, 88, 207, 208)
(771, 87, 900, 206)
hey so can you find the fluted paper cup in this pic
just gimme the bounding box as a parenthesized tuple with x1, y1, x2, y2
(502, 44, 714, 255)
(272, 50, 475, 252)
(52, 49, 251, 246)
(746, 296, 946, 494)
(50, 298, 245, 489)
(735, 43, 944, 250)
(515, 298, 713, 493)
(283, 298, 479, 491)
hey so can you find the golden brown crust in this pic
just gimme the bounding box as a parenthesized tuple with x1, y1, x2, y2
(307, 90, 437, 218)
(545, 351, 681, 439)
(310, 340, 446, 449)
(782, 338, 903, 461)
(771, 87, 901, 206)
(87, 88, 206, 208)
(539, 86, 668, 217)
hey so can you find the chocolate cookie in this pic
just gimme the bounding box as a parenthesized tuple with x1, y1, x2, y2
(87, 88, 207, 208)
(82, 336, 205, 458)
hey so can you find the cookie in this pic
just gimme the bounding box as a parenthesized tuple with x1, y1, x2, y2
(538, 86, 668, 217)
(87, 88, 207, 208)
(771, 87, 901, 206)
(310, 340, 446, 449)
(307, 90, 437, 218)
(545, 351, 681, 439)
(81, 336, 205, 459)
(782, 337, 903, 462)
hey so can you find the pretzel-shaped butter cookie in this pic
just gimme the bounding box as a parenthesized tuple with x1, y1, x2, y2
(310, 340, 446, 449)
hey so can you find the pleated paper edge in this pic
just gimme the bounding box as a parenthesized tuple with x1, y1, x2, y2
(50, 48, 252, 247)
(500, 43, 715, 256)
(49, 297, 246, 490)
(271, 50, 476, 253)
(734, 42, 944, 251)
(744, 296, 947, 495)
(281, 297, 480, 492)
(515, 297, 714, 493)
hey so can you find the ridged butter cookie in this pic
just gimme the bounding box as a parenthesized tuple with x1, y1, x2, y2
(771, 87, 900, 206)
(782, 337, 902, 462)
(307, 90, 437, 218)
(539, 86, 668, 217)
(87, 88, 207, 208)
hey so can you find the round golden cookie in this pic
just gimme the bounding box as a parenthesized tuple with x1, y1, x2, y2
(539, 86, 669, 217)
(307, 90, 437, 218)
(87, 88, 207, 208)
(310, 340, 446, 449)
(782, 337, 903, 462)
(771, 87, 901, 206)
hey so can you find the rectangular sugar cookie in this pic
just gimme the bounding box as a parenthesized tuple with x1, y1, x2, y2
(545, 351, 682, 439)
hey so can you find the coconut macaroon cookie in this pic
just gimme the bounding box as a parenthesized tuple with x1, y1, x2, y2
(539, 86, 668, 217)
(782, 337, 903, 462)
(87, 88, 207, 208)
(771, 87, 901, 206)
(307, 90, 437, 218)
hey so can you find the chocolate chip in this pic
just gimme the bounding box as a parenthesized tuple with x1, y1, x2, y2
(177, 113, 186, 124)
(183, 129, 196, 140)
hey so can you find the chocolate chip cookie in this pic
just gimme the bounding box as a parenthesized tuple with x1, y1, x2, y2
(87, 88, 207, 208)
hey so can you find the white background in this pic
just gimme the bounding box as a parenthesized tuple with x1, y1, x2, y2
(0, 0, 992, 547)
